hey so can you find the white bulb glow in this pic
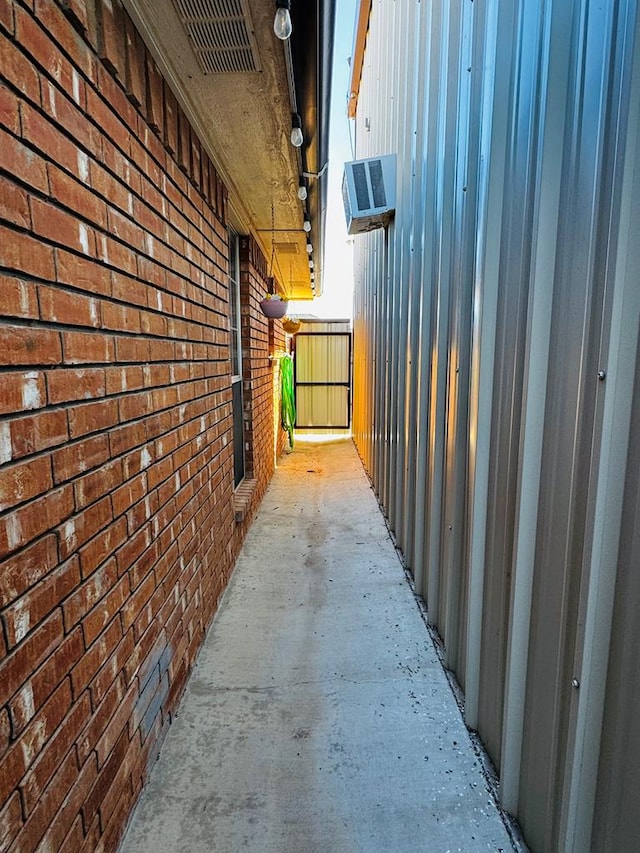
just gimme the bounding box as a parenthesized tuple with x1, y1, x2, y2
(273, 7, 292, 39)
(290, 126, 303, 147)
(298, 185, 308, 201)
(306, 242, 313, 253)
(303, 218, 311, 232)
(308, 259, 314, 269)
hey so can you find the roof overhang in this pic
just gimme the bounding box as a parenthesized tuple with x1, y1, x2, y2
(122, 0, 335, 299)
(347, 0, 371, 119)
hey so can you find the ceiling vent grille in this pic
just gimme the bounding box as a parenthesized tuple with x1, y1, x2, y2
(274, 242, 299, 255)
(173, 0, 261, 74)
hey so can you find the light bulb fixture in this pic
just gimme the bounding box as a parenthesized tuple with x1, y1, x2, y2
(297, 177, 308, 201)
(274, 0, 292, 40)
(308, 259, 314, 269)
(310, 272, 315, 281)
(302, 216, 311, 232)
(290, 113, 303, 148)
(306, 242, 313, 253)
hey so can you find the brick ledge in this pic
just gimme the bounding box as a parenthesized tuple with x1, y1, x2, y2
(233, 478, 257, 522)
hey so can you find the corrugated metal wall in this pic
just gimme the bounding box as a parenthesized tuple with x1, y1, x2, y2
(350, 1, 640, 850)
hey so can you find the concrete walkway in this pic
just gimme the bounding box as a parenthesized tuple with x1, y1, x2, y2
(119, 440, 516, 853)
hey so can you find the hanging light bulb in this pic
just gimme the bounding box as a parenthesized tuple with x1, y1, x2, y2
(290, 113, 303, 148)
(274, 0, 292, 39)
(308, 259, 314, 269)
(302, 216, 311, 232)
(306, 242, 313, 253)
(297, 177, 308, 201)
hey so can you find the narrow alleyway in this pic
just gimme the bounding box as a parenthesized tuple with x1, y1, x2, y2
(119, 440, 516, 853)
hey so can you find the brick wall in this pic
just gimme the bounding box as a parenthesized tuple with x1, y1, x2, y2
(230, 237, 288, 548)
(240, 237, 288, 471)
(0, 1, 286, 850)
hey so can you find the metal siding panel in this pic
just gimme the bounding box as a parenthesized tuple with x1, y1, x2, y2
(296, 386, 350, 429)
(441, 0, 478, 683)
(296, 335, 350, 384)
(351, 0, 640, 851)
(425, 0, 459, 631)
(477, 0, 540, 768)
(465, 0, 517, 733)
(392, 2, 419, 551)
(374, 232, 388, 500)
(439, 0, 466, 659)
(385, 5, 401, 533)
(412, 0, 444, 600)
(379, 2, 395, 517)
(518, 2, 620, 848)
(401, 2, 431, 572)
(498, 0, 576, 822)
(592, 347, 640, 852)
(566, 3, 640, 847)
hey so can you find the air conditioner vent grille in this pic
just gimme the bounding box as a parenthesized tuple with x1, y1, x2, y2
(369, 160, 386, 208)
(353, 162, 370, 211)
(342, 154, 396, 235)
(173, 0, 261, 74)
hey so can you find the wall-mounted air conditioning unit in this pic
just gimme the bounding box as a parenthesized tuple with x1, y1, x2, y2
(342, 154, 396, 235)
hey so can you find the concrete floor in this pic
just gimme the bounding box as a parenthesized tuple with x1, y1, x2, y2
(119, 439, 516, 853)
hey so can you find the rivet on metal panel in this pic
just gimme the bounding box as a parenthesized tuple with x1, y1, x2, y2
(572, 678, 580, 689)
(597, 370, 606, 380)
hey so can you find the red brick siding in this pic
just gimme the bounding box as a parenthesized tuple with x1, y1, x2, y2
(230, 236, 288, 548)
(0, 1, 284, 850)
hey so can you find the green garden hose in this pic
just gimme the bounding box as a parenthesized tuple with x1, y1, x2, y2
(280, 354, 296, 448)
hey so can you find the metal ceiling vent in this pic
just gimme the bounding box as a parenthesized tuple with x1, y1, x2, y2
(173, 0, 261, 74)
(342, 154, 396, 235)
(274, 242, 299, 254)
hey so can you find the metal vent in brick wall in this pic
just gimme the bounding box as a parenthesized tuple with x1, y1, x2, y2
(173, 0, 261, 74)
